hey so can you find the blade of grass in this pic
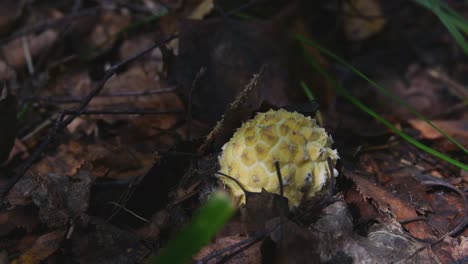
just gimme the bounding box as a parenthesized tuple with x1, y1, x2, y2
(296, 35, 468, 155)
(147, 192, 234, 264)
(413, 0, 468, 54)
(300, 81, 324, 126)
(300, 43, 467, 171)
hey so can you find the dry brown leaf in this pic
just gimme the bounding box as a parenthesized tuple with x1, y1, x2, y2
(31, 164, 94, 227)
(89, 65, 183, 127)
(0, 207, 38, 236)
(266, 217, 321, 264)
(408, 119, 468, 141)
(343, 0, 386, 41)
(72, 221, 147, 263)
(194, 236, 262, 264)
(174, 19, 304, 125)
(375, 66, 454, 119)
(439, 236, 468, 263)
(0, 0, 25, 35)
(243, 190, 289, 235)
(86, 11, 131, 50)
(32, 141, 86, 177)
(2, 30, 58, 68)
(11, 230, 65, 264)
(345, 171, 434, 240)
(0, 60, 15, 81)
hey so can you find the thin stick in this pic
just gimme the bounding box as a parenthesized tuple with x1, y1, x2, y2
(63, 109, 183, 115)
(108, 202, 149, 223)
(197, 65, 265, 155)
(187, 67, 206, 140)
(34, 87, 176, 104)
(274, 161, 284, 197)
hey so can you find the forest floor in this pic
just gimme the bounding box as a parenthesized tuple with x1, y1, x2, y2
(0, 0, 467, 263)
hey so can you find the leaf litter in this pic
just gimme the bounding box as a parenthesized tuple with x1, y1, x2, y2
(0, 0, 467, 263)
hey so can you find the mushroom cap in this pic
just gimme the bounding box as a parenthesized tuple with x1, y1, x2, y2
(218, 109, 339, 208)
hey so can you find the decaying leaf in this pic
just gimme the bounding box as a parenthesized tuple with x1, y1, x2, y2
(85, 10, 131, 52)
(11, 230, 65, 264)
(437, 236, 468, 263)
(243, 189, 289, 235)
(31, 164, 94, 228)
(345, 170, 434, 240)
(72, 220, 147, 264)
(172, 18, 305, 125)
(408, 119, 468, 141)
(343, 0, 386, 41)
(0, 206, 38, 236)
(1, 30, 58, 68)
(0, 60, 15, 81)
(0, 0, 25, 35)
(311, 201, 432, 263)
(265, 217, 321, 264)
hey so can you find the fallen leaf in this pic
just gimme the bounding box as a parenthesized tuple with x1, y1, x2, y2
(11, 230, 65, 264)
(31, 164, 94, 228)
(0, 206, 38, 236)
(345, 170, 434, 240)
(343, 0, 386, 41)
(172, 19, 305, 125)
(243, 189, 289, 236)
(265, 217, 321, 264)
(408, 119, 468, 141)
(375, 65, 455, 119)
(0, 60, 15, 81)
(85, 10, 131, 52)
(0, 0, 25, 35)
(437, 236, 468, 263)
(32, 141, 86, 177)
(72, 220, 147, 263)
(311, 201, 432, 263)
(2, 30, 58, 68)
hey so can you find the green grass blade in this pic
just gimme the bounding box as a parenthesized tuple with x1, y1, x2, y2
(296, 35, 468, 155)
(437, 10, 468, 54)
(147, 192, 235, 264)
(413, 0, 468, 54)
(300, 81, 316, 101)
(299, 42, 467, 171)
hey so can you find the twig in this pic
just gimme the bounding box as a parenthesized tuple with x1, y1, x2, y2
(274, 161, 284, 197)
(197, 234, 265, 264)
(63, 109, 183, 115)
(0, 35, 177, 203)
(187, 67, 206, 140)
(197, 65, 265, 155)
(216, 171, 249, 195)
(198, 216, 286, 263)
(108, 201, 149, 223)
(0, 7, 99, 45)
(22, 37, 34, 75)
(34, 87, 177, 104)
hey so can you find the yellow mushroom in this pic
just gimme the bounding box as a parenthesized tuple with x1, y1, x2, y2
(218, 109, 339, 208)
